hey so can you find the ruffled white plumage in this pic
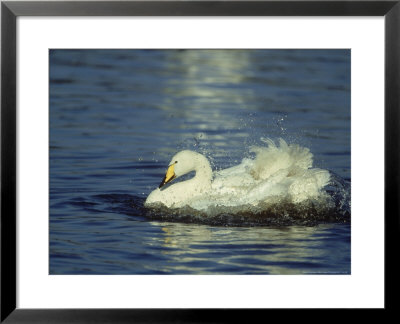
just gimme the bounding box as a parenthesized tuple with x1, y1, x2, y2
(145, 138, 330, 211)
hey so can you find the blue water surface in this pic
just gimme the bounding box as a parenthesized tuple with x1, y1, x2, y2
(50, 49, 350, 274)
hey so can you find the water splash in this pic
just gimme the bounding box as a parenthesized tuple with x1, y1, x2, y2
(77, 174, 350, 227)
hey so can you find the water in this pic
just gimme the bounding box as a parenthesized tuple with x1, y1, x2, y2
(50, 49, 351, 274)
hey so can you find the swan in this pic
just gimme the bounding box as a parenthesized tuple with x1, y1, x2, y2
(144, 138, 331, 210)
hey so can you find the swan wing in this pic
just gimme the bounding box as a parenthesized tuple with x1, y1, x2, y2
(212, 158, 256, 193)
(249, 138, 313, 180)
(213, 158, 253, 178)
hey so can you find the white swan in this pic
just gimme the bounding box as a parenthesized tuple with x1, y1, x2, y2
(144, 138, 331, 211)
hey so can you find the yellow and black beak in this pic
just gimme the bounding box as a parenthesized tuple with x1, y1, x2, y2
(159, 163, 177, 189)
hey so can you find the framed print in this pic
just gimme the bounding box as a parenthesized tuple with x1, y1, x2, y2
(1, 0, 399, 322)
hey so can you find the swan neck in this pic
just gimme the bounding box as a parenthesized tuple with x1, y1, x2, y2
(193, 156, 212, 185)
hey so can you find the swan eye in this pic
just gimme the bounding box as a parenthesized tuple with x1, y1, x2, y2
(175, 161, 178, 164)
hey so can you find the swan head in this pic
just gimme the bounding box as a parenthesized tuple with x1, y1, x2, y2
(158, 150, 211, 189)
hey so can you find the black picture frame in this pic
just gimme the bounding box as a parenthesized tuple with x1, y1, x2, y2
(1, 0, 399, 322)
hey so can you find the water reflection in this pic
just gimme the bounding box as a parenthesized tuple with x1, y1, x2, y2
(157, 50, 257, 163)
(151, 221, 350, 274)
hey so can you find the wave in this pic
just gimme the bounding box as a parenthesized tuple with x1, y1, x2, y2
(82, 172, 350, 226)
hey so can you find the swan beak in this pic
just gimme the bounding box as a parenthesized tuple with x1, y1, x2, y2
(159, 163, 176, 188)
